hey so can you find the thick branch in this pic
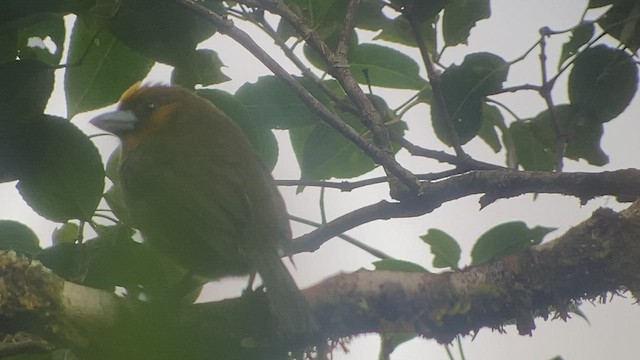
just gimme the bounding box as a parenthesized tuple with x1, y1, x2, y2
(291, 169, 640, 253)
(305, 202, 640, 341)
(3, 201, 640, 355)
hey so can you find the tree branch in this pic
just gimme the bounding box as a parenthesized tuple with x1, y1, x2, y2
(178, 0, 420, 196)
(4, 200, 640, 356)
(290, 169, 640, 253)
(250, 0, 420, 196)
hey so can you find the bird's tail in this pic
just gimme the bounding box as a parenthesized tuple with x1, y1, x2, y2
(250, 249, 317, 339)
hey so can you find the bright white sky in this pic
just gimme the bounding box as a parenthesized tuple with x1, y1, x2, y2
(1, 0, 639, 359)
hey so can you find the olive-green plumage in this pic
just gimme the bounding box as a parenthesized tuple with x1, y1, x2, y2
(90, 84, 314, 336)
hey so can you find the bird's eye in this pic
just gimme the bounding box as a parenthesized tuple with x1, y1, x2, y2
(144, 102, 157, 111)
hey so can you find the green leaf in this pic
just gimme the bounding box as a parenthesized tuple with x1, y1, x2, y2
(16, 13, 66, 66)
(0, 59, 54, 121)
(0, 220, 41, 257)
(373, 259, 429, 273)
(349, 43, 427, 89)
(568, 45, 638, 123)
(420, 229, 461, 270)
(477, 103, 504, 153)
(52, 222, 80, 245)
(471, 221, 555, 265)
(38, 224, 182, 297)
(379, 332, 417, 360)
(510, 105, 608, 170)
(291, 95, 406, 181)
(171, 49, 231, 89)
(558, 22, 594, 70)
(431, 53, 508, 146)
(17, 115, 105, 222)
(509, 121, 555, 171)
(374, 15, 437, 52)
(235, 75, 330, 129)
(390, 0, 447, 22)
(196, 89, 278, 170)
(65, 18, 154, 117)
(285, 0, 348, 29)
(103, 0, 221, 69)
(442, 0, 491, 46)
(597, 0, 640, 51)
(355, 0, 388, 32)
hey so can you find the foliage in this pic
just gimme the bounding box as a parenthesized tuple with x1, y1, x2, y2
(0, 0, 639, 359)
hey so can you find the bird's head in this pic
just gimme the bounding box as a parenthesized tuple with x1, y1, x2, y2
(90, 83, 202, 153)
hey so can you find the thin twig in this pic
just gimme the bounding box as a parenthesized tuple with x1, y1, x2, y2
(538, 32, 566, 171)
(251, 0, 420, 196)
(408, 15, 467, 159)
(290, 169, 640, 253)
(289, 215, 393, 260)
(178, 0, 419, 194)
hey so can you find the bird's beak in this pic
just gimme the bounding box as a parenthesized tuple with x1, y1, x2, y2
(89, 110, 138, 134)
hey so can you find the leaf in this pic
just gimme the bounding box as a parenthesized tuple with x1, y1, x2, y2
(65, 18, 154, 117)
(235, 75, 329, 129)
(420, 229, 461, 270)
(389, 0, 447, 22)
(291, 95, 406, 181)
(477, 103, 504, 153)
(568, 45, 638, 123)
(17, 115, 105, 222)
(0, 220, 41, 257)
(16, 13, 66, 66)
(373, 259, 429, 273)
(442, 0, 491, 46)
(509, 120, 556, 171)
(52, 222, 80, 245)
(379, 332, 417, 360)
(349, 43, 427, 89)
(510, 105, 609, 170)
(431, 53, 508, 146)
(597, 0, 640, 51)
(103, 0, 222, 69)
(374, 15, 437, 52)
(171, 49, 231, 89)
(38, 224, 182, 297)
(196, 89, 278, 170)
(0, 59, 54, 121)
(558, 22, 594, 70)
(471, 221, 555, 265)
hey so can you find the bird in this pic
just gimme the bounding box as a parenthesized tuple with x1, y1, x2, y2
(89, 83, 315, 338)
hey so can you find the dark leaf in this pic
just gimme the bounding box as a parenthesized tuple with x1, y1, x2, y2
(171, 49, 230, 89)
(0, 220, 41, 257)
(373, 259, 429, 273)
(509, 120, 556, 171)
(597, 0, 640, 51)
(349, 43, 427, 90)
(235, 75, 330, 129)
(17, 115, 104, 222)
(471, 221, 555, 266)
(558, 22, 594, 70)
(65, 18, 153, 117)
(432, 53, 508, 146)
(15, 13, 65, 66)
(568, 45, 637, 123)
(442, 0, 491, 46)
(477, 103, 504, 153)
(104, 0, 222, 69)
